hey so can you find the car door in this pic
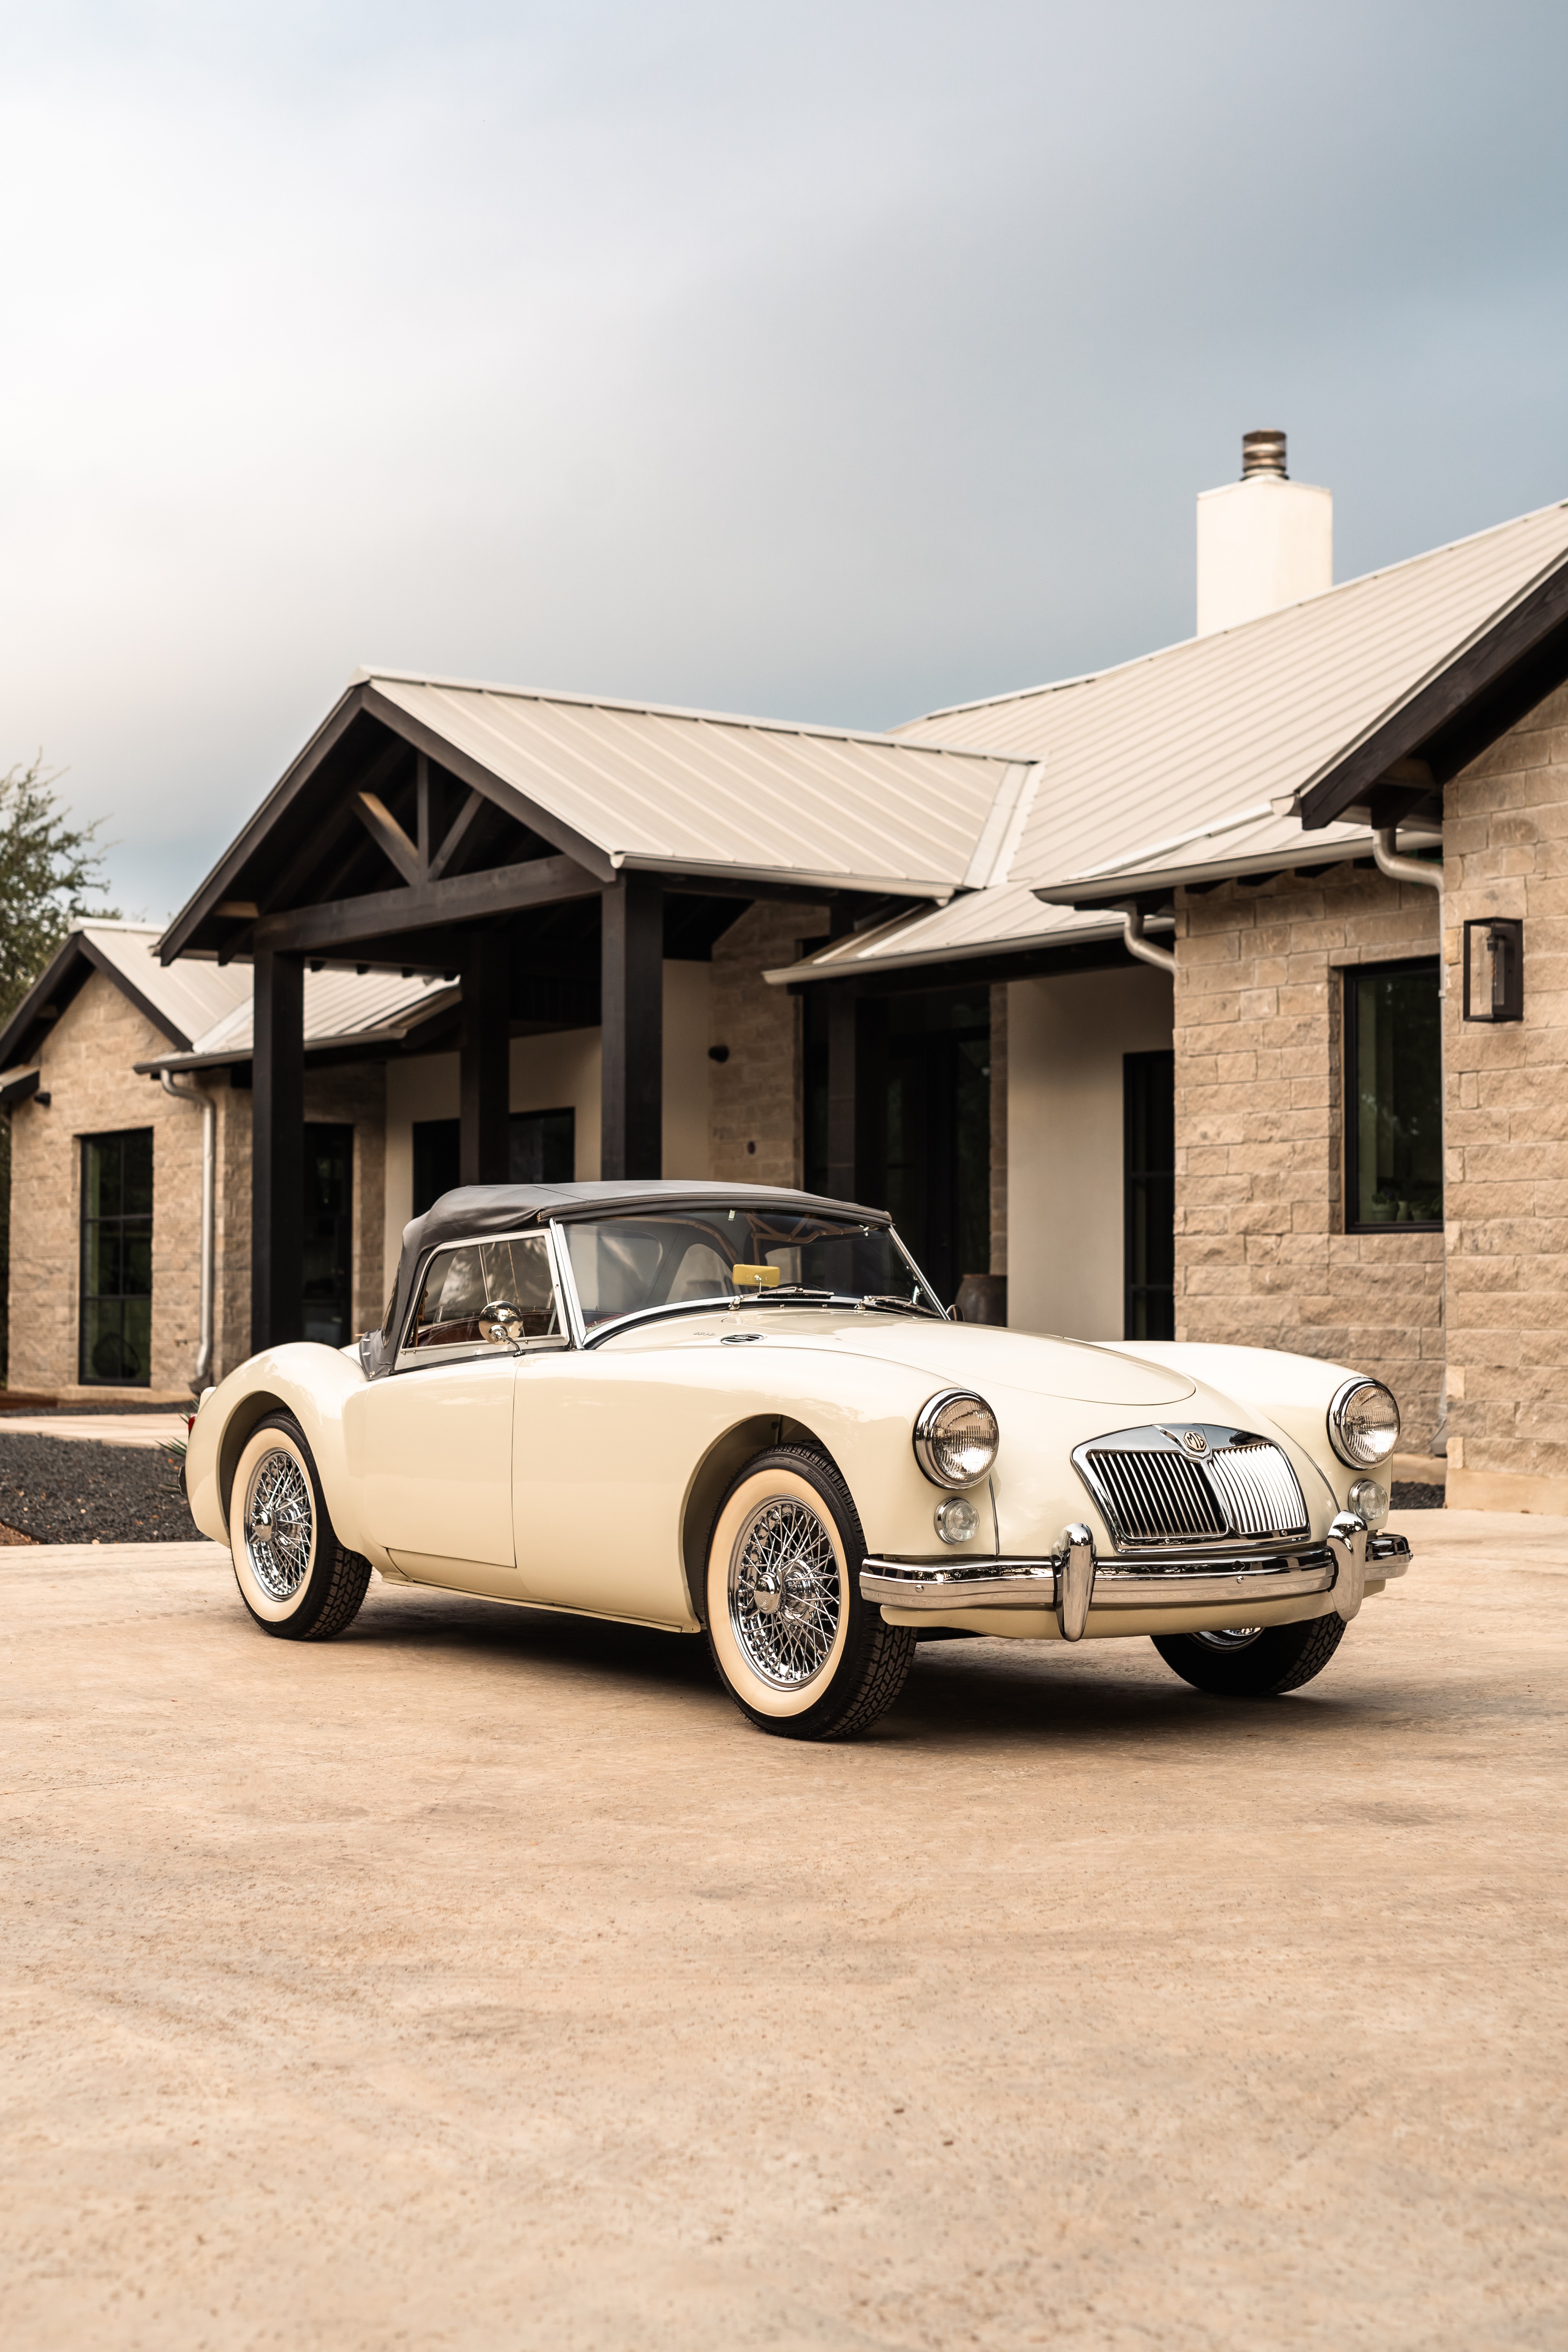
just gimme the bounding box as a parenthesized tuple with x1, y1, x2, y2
(350, 1232, 565, 1599)
(511, 1220, 736, 1628)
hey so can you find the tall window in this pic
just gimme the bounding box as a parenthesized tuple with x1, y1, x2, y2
(1345, 960, 1443, 1230)
(80, 1129, 154, 1385)
(302, 1125, 354, 1346)
(1124, 1051, 1175, 1341)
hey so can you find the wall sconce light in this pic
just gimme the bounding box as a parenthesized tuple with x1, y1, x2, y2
(1462, 918, 1523, 1022)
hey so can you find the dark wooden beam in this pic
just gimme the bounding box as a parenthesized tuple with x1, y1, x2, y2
(354, 790, 422, 886)
(251, 853, 603, 955)
(600, 875, 662, 1179)
(1301, 557, 1568, 829)
(415, 754, 431, 871)
(460, 932, 510, 1185)
(358, 683, 618, 883)
(251, 949, 305, 1352)
(428, 787, 486, 883)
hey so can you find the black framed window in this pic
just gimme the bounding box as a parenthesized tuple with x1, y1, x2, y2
(1124, 1051, 1175, 1341)
(303, 1125, 354, 1346)
(1344, 959, 1443, 1231)
(80, 1129, 154, 1386)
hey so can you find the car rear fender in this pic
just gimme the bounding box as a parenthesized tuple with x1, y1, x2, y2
(187, 1346, 369, 1553)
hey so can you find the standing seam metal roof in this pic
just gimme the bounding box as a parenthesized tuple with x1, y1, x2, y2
(365, 672, 1026, 893)
(895, 497, 1568, 895)
(766, 498, 1568, 980)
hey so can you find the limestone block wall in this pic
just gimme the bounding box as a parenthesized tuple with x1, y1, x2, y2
(708, 903, 825, 1186)
(1441, 681, 1568, 1509)
(1172, 862, 1445, 1447)
(8, 976, 208, 1398)
(4, 967, 393, 1394)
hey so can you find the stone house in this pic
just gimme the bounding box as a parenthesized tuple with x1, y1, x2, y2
(5, 434, 1568, 1510)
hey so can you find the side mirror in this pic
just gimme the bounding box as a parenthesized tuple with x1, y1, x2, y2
(479, 1299, 525, 1351)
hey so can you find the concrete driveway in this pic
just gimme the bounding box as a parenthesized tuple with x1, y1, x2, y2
(2, 1513, 1563, 2350)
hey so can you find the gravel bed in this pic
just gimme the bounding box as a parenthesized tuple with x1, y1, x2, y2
(0, 1434, 200, 1544)
(1390, 1480, 1445, 1510)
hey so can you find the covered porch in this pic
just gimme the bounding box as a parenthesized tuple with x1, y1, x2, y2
(156, 671, 1022, 1349)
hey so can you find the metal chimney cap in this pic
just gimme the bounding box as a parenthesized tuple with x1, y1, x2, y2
(1241, 429, 1288, 479)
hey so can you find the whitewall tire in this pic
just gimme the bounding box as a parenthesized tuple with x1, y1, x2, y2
(228, 1414, 371, 1642)
(705, 1447, 915, 1740)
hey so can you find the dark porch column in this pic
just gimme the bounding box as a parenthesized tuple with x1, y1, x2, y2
(600, 875, 662, 1178)
(251, 947, 305, 1352)
(825, 989, 886, 1205)
(460, 930, 510, 1185)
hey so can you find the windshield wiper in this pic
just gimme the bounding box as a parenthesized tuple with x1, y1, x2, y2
(859, 1294, 942, 1318)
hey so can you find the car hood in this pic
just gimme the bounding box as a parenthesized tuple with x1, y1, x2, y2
(810, 1321, 1197, 1406)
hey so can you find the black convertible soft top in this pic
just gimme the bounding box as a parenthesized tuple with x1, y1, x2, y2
(359, 1179, 890, 1378)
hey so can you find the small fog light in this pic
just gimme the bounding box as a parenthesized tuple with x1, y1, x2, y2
(934, 1495, 980, 1545)
(1348, 1477, 1388, 1530)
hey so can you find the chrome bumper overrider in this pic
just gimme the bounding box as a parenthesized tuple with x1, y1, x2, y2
(860, 1519, 1411, 1640)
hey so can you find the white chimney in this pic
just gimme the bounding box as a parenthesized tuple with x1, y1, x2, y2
(1196, 429, 1332, 635)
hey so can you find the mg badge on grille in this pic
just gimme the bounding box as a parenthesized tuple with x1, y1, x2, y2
(1180, 1429, 1209, 1455)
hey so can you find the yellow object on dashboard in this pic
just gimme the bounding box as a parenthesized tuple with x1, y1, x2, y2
(733, 1264, 780, 1288)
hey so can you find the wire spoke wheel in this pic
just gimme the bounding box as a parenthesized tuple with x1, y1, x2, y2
(243, 1447, 314, 1602)
(728, 1495, 842, 1689)
(1194, 1626, 1263, 1650)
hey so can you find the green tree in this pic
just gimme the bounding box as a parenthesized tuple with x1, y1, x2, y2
(0, 760, 117, 1381)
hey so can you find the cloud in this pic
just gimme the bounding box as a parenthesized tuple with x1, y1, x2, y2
(0, 0, 1565, 916)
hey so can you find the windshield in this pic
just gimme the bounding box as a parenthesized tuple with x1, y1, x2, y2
(560, 1207, 942, 1332)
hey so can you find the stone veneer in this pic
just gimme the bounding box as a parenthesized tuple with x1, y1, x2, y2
(8, 969, 389, 1396)
(1441, 680, 1568, 1509)
(9, 976, 214, 1398)
(1172, 860, 1445, 1449)
(708, 902, 824, 1186)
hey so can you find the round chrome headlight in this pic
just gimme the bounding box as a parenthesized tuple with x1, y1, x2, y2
(913, 1390, 999, 1489)
(1328, 1377, 1400, 1469)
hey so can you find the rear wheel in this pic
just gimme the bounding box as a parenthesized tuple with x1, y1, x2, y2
(704, 1446, 915, 1740)
(1152, 1612, 1346, 1697)
(228, 1414, 371, 1641)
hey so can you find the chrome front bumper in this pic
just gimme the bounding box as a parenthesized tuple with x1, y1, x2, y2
(861, 1518, 1411, 1640)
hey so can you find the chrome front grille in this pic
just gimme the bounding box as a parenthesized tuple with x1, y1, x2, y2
(1076, 1424, 1310, 1549)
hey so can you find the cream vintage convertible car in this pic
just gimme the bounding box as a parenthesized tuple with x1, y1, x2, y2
(186, 1181, 1410, 1739)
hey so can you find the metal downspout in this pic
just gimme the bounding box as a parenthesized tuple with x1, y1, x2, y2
(159, 1072, 216, 1389)
(1373, 828, 1443, 899)
(1118, 906, 1177, 975)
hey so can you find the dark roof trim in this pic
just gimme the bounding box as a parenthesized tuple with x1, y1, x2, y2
(1301, 550, 1568, 829)
(0, 1066, 40, 1108)
(0, 932, 193, 1073)
(157, 682, 621, 967)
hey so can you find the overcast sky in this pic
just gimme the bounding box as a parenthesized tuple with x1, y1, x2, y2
(3, 0, 1567, 918)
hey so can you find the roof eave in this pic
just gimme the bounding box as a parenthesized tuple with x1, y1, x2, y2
(1300, 550, 1568, 829)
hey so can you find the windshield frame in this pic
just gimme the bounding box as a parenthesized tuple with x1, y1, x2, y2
(546, 1207, 947, 1348)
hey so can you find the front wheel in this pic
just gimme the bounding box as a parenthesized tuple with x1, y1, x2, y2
(228, 1413, 371, 1641)
(704, 1447, 915, 1740)
(1152, 1612, 1346, 1697)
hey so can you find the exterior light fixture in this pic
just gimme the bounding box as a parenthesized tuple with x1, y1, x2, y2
(1461, 918, 1523, 1023)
